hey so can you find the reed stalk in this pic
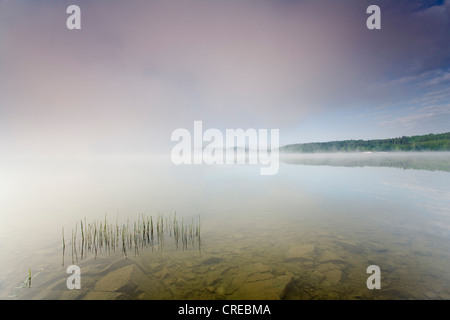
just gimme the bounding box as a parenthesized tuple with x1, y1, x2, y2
(62, 227, 65, 267)
(62, 213, 201, 262)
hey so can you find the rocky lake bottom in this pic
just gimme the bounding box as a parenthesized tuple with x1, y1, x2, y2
(11, 208, 450, 300)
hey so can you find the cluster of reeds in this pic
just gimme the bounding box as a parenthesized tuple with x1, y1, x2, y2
(62, 213, 201, 266)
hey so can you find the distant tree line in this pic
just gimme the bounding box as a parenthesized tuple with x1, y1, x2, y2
(281, 132, 450, 153)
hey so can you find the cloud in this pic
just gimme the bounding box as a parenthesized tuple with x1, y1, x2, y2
(0, 0, 449, 155)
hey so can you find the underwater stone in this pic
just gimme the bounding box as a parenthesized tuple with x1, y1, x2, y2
(323, 269, 342, 285)
(319, 250, 345, 263)
(94, 264, 140, 293)
(202, 256, 223, 265)
(284, 244, 315, 262)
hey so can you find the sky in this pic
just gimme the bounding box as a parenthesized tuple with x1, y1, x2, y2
(0, 0, 449, 156)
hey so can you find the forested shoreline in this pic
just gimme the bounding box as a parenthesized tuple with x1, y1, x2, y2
(281, 132, 450, 153)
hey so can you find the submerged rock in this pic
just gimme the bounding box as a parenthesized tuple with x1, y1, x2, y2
(229, 275, 291, 299)
(201, 256, 223, 265)
(93, 264, 141, 294)
(285, 244, 315, 262)
(336, 240, 365, 255)
(280, 275, 316, 300)
(310, 270, 325, 283)
(323, 269, 342, 286)
(319, 250, 345, 264)
(246, 272, 273, 283)
(251, 262, 270, 273)
(82, 291, 129, 300)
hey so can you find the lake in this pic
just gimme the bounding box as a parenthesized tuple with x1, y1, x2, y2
(1, 152, 450, 299)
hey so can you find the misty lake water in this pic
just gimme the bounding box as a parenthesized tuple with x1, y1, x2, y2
(1, 152, 449, 299)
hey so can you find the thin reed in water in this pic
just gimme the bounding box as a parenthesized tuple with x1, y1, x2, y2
(62, 213, 201, 266)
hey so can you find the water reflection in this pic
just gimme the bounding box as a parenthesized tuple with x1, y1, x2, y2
(280, 152, 450, 172)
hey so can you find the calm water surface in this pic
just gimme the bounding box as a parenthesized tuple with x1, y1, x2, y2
(1, 153, 449, 299)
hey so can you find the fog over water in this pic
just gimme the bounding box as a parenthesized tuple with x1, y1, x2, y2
(280, 151, 450, 171)
(1, 152, 449, 299)
(1, 0, 450, 300)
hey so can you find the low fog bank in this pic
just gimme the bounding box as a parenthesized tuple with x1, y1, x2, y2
(280, 152, 450, 172)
